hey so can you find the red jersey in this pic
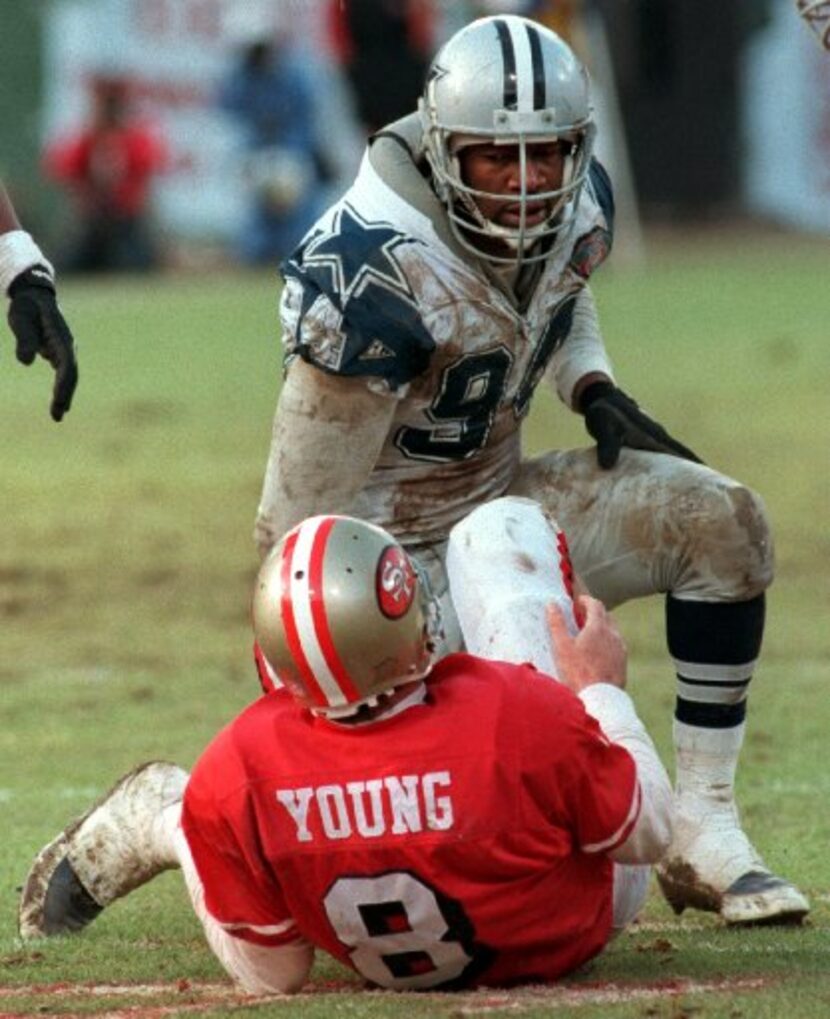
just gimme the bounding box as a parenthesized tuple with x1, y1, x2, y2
(182, 654, 639, 990)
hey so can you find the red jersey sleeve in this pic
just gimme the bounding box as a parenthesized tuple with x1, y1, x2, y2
(517, 668, 640, 855)
(182, 737, 302, 948)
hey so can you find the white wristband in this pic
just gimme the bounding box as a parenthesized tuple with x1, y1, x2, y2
(0, 230, 55, 295)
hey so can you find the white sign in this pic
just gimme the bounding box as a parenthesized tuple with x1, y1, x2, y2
(42, 0, 361, 241)
(743, 4, 830, 232)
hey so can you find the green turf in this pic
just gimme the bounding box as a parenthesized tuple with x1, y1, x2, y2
(0, 229, 828, 1016)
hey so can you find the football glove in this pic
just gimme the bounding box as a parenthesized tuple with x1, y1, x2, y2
(580, 381, 702, 470)
(8, 266, 78, 422)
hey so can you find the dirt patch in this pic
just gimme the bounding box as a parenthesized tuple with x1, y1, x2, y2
(0, 975, 776, 1017)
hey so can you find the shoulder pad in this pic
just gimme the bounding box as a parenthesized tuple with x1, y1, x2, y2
(587, 159, 615, 234)
(280, 203, 435, 389)
(567, 160, 615, 280)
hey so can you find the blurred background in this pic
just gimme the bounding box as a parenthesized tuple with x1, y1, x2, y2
(1, 0, 828, 274)
(2, 8, 829, 1004)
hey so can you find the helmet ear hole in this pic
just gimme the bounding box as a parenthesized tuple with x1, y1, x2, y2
(252, 516, 441, 718)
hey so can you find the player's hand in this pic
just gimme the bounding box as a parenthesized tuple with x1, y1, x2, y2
(7, 267, 78, 422)
(580, 381, 701, 470)
(547, 596, 627, 693)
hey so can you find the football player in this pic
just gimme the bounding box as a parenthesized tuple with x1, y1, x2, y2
(0, 181, 78, 421)
(252, 14, 808, 925)
(19, 498, 672, 993)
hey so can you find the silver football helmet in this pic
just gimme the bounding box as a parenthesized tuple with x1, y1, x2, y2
(419, 14, 596, 265)
(796, 0, 830, 48)
(252, 515, 442, 718)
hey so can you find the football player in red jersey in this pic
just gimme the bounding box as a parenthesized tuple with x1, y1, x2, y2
(19, 498, 671, 994)
(0, 181, 78, 421)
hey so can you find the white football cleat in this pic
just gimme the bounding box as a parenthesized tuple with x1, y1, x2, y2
(19, 761, 188, 939)
(656, 795, 810, 925)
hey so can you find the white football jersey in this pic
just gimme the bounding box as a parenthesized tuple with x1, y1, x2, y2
(278, 116, 615, 550)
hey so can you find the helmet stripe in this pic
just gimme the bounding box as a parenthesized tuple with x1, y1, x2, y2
(493, 19, 518, 111)
(498, 17, 538, 114)
(279, 528, 330, 708)
(525, 24, 546, 110)
(289, 517, 351, 708)
(307, 518, 362, 704)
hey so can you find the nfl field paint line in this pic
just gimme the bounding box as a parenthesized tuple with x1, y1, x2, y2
(2, 975, 774, 1008)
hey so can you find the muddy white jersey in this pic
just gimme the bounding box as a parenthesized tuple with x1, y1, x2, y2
(278, 116, 615, 550)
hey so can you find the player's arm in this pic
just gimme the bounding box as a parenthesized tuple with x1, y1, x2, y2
(548, 287, 700, 469)
(0, 184, 21, 234)
(549, 598, 673, 864)
(577, 682, 673, 864)
(186, 883, 314, 995)
(180, 778, 314, 994)
(0, 182, 78, 421)
(546, 286, 615, 411)
(254, 357, 397, 558)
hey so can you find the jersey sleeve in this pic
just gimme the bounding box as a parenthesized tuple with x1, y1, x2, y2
(545, 287, 615, 408)
(562, 709, 641, 854)
(519, 672, 639, 855)
(579, 684, 673, 863)
(279, 202, 436, 391)
(182, 742, 302, 948)
(566, 159, 614, 281)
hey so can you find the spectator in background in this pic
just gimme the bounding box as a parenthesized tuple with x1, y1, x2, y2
(327, 0, 436, 135)
(43, 76, 167, 273)
(217, 35, 331, 265)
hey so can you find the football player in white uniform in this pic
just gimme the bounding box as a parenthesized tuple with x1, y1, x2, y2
(254, 15, 808, 925)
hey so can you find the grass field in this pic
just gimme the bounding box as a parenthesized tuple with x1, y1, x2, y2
(0, 224, 828, 1017)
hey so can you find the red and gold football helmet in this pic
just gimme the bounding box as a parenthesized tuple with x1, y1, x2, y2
(252, 516, 443, 717)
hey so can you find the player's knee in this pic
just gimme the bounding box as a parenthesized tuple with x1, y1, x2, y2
(449, 496, 560, 556)
(686, 480, 773, 598)
(720, 482, 773, 594)
(447, 497, 560, 617)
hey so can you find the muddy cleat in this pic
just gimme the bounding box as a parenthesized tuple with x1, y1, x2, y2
(656, 798, 810, 925)
(19, 761, 188, 939)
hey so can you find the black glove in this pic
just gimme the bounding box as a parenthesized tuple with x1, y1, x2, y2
(8, 266, 78, 421)
(580, 381, 702, 470)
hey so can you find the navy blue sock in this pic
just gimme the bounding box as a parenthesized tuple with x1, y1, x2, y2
(666, 594, 765, 729)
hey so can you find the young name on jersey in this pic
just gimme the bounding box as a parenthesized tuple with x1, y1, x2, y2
(276, 770, 454, 842)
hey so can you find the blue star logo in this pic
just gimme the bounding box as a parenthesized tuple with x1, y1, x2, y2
(300, 204, 419, 311)
(280, 203, 436, 389)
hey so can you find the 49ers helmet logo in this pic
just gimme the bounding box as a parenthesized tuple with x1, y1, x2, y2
(376, 545, 416, 619)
